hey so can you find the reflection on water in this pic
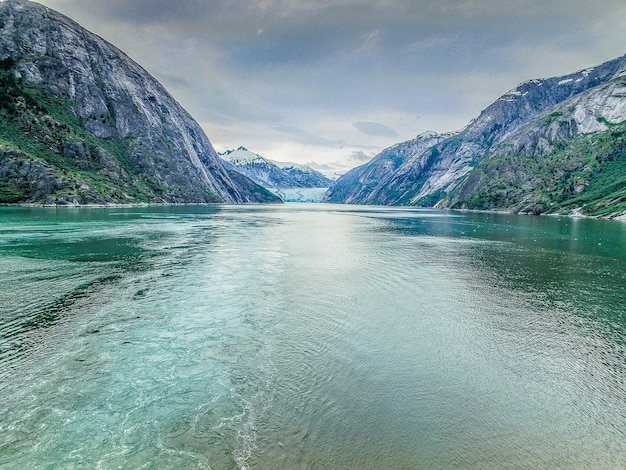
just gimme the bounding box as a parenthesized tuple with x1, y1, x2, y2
(0, 204, 625, 469)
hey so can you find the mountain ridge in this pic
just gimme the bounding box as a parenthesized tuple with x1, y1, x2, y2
(0, 0, 279, 204)
(326, 52, 626, 217)
(220, 146, 333, 190)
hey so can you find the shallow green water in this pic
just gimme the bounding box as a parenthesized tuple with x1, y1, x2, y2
(0, 204, 625, 469)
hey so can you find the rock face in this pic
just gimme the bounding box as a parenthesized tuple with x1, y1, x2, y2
(327, 53, 626, 217)
(0, 0, 279, 204)
(220, 147, 333, 190)
(325, 131, 456, 204)
(280, 163, 334, 189)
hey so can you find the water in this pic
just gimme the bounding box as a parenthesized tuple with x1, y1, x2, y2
(0, 204, 625, 469)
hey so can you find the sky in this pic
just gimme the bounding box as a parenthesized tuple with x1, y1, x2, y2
(28, 0, 626, 173)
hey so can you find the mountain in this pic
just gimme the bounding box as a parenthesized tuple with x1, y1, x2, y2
(326, 53, 626, 217)
(295, 161, 348, 181)
(279, 163, 334, 188)
(325, 131, 457, 204)
(0, 0, 279, 205)
(220, 147, 333, 189)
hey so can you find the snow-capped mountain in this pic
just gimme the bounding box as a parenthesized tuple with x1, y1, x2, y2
(220, 147, 334, 190)
(278, 162, 335, 188)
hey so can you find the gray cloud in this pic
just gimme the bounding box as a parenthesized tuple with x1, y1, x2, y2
(153, 72, 190, 88)
(45, 0, 626, 71)
(350, 151, 375, 162)
(271, 126, 339, 147)
(353, 122, 398, 138)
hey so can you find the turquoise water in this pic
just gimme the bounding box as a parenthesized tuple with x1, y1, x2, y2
(0, 204, 625, 469)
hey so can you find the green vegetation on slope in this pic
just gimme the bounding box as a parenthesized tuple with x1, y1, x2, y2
(453, 125, 626, 217)
(0, 59, 221, 204)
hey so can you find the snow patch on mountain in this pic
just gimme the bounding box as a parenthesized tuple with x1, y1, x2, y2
(219, 147, 334, 196)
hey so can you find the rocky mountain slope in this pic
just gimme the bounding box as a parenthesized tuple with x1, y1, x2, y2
(326, 131, 457, 205)
(280, 163, 334, 188)
(0, 0, 279, 204)
(326, 53, 626, 217)
(220, 147, 333, 189)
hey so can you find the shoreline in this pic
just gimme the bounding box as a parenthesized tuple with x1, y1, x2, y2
(0, 201, 282, 208)
(0, 201, 624, 221)
(440, 206, 626, 222)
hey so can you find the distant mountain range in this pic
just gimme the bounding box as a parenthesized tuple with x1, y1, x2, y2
(0, 0, 279, 205)
(327, 53, 626, 218)
(220, 147, 334, 190)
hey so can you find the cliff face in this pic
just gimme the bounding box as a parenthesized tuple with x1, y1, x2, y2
(279, 164, 334, 188)
(327, 53, 626, 217)
(0, 0, 279, 204)
(325, 131, 456, 204)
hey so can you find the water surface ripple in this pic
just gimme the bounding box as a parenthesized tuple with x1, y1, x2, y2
(0, 205, 625, 469)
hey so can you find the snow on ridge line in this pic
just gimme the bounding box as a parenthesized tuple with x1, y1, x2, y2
(220, 148, 325, 176)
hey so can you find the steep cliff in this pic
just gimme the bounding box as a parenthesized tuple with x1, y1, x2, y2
(325, 131, 457, 204)
(0, 0, 279, 204)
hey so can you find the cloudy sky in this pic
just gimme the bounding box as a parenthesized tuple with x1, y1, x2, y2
(32, 0, 626, 172)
